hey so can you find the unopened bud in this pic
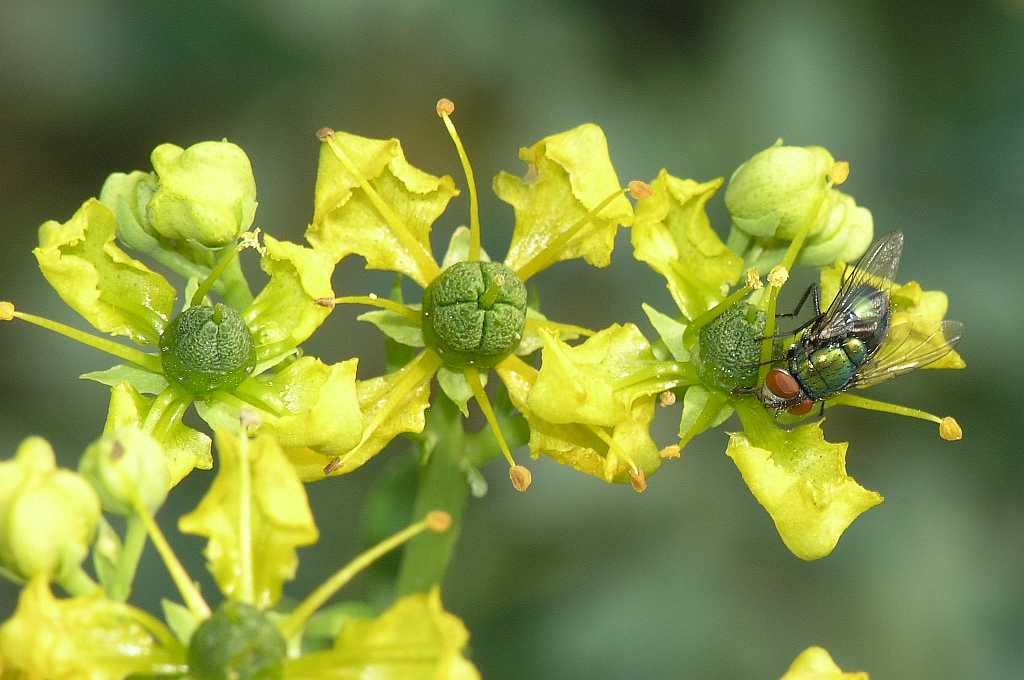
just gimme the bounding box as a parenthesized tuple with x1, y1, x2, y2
(510, 465, 532, 492)
(79, 427, 168, 516)
(939, 416, 963, 441)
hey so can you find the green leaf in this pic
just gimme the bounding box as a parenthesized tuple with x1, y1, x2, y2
(496, 356, 662, 486)
(308, 130, 457, 287)
(147, 140, 258, 247)
(161, 598, 200, 645)
(436, 366, 485, 417)
(288, 351, 441, 480)
(641, 303, 690, 362)
(81, 364, 169, 395)
(677, 385, 732, 451)
(0, 577, 182, 677)
(103, 382, 212, 486)
(632, 171, 742, 321)
(34, 198, 177, 346)
(497, 124, 634, 278)
(729, 400, 883, 560)
(284, 588, 480, 680)
(244, 236, 335, 360)
(179, 431, 319, 609)
(527, 324, 658, 427)
(359, 308, 425, 348)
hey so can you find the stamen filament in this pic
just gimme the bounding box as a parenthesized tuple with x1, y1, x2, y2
(524, 316, 595, 338)
(464, 366, 527, 488)
(279, 511, 450, 639)
(613, 361, 699, 391)
(135, 505, 211, 619)
(237, 428, 255, 606)
(191, 240, 242, 307)
(327, 295, 422, 322)
(9, 308, 162, 373)
(515, 187, 628, 282)
(756, 180, 833, 384)
(320, 131, 441, 284)
(829, 393, 962, 440)
(436, 99, 482, 261)
(681, 284, 754, 350)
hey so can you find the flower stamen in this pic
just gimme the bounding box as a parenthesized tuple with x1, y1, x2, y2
(279, 510, 451, 639)
(3, 304, 162, 372)
(829, 393, 963, 441)
(326, 295, 422, 323)
(436, 98, 483, 262)
(463, 366, 530, 491)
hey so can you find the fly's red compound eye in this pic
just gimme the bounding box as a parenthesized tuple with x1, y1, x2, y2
(787, 399, 814, 416)
(766, 368, 802, 400)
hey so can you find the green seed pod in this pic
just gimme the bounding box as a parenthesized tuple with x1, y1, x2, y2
(159, 304, 257, 397)
(188, 601, 286, 680)
(79, 426, 169, 516)
(697, 302, 767, 392)
(725, 144, 835, 241)
(421, 261, 527, 369)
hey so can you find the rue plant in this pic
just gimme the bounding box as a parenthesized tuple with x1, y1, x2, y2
(0, 100, 966, 678)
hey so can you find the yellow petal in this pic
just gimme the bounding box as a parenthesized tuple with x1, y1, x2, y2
(780, 646, 870, 680)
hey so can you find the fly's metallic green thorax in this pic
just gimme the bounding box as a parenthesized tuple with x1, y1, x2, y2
(421, 261, 527, 370)
(159, 303, 257, 397)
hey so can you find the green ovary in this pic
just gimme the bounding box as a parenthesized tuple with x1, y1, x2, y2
(697, 302, 766, 392)
(187, 601, 286, 680)
(422, 261, 527, 370)
(159, 303, 256, 396)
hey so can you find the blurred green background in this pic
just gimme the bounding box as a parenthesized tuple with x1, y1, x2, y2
(1, 1, 1021, 677)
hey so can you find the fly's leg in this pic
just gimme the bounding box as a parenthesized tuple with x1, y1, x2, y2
(757, 284, 822, 340)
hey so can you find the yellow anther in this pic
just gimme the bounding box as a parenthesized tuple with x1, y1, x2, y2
(829, 160, 851, 186)
(436, 98, 455, 117)
(239, 407, 262, 432)
(239, 228, 266, 256)
(659, 445, 681, 460)
(425, 510, 453, 532)
(628, 180, 654, 200)
(658, 391, 677, 407)
(315, 127, 336, 141)
(767, 265, 789, 288)
(629, 468, 647, 493)
(510, 465, 533, 492)
(745, 269, 763, 290)
(0, 301, 14, 321)
(939, 416, 963, 441)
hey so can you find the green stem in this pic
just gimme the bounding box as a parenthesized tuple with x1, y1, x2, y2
(109, 515, 147, 602)
(191, 243, 241, 307)
(394, 399, 470, 597)
(59, 565, 101, 597)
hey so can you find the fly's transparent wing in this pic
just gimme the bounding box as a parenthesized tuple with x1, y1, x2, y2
(851, 318, 963, 388)
(811, 231, 904, 341)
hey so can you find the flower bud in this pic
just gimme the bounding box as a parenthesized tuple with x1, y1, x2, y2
(725, 143, 835, 240)
(188, 601, 286, 680)
(697, 302, 766, 392)
(79, 427, 169, 515)
(0, 438, 100, 581)
(421, 261, 528, 369)
(794, 190, 874, 267)
(147, 140, 258, 247)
